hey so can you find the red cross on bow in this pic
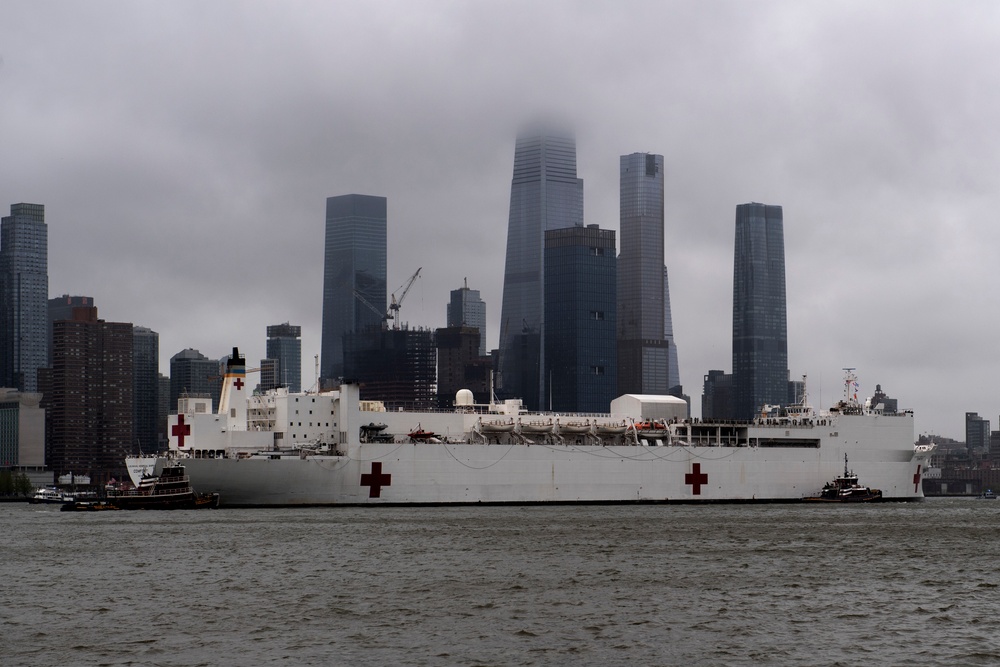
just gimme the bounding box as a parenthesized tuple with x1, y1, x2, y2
(913, 465, 922, 493)
(172, 414, 191, 448)
(360, 462, 392, 498)
(685, 462, 708, 495)
(233, 377, 244, 390)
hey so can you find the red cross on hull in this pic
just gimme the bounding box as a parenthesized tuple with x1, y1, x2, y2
(685, 463, 708, 495)
(913, 465, 922, 493)
(360, 462, 392, 498)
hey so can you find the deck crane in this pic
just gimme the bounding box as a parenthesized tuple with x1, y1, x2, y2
(387, 267, 422, 328)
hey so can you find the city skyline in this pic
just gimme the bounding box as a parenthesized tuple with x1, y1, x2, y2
(2, 2, 998, 439)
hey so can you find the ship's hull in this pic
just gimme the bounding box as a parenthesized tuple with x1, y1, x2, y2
(146, 376, 927, 507)
(152, 434, 927, 507)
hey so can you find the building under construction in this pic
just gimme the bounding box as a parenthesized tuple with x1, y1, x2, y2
(343, 325, 436, 411)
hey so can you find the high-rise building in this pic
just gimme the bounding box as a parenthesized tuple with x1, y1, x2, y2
(321, 194, 387, 382)
(132, 326, 159, 454)
(48, 295, 95, 366)
(343, 328, 436, 410)
(966, 412, 990, 455)
(0, 388, 45, 468)
(701, 370, 733, 421)
(266, 322, 302, 392)
(0, 203, 48, 392)
(259, 358, 279, 393)
(169, 348, 221, 413)
(447, 280, 487, 357)
(497, 130, 583, 409)
(732, 202, 788, 420)
(46, 307, 133, 485)
(436, 325, 491, 409)
(617, 153, 673, 396)
(664, 267, 681, 393)
(157, 373, 170, 448)
(544, 225, 617, 412)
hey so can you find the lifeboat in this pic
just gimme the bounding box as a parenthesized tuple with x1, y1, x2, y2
(479, 420, 516, 434)
(519, 420, 554, 434)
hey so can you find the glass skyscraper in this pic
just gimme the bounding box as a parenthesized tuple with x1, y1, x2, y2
(447, 280, 486, 357)
(544, 225, 617, 412)
(266, 322, 302, 392)
(0, 203, 48, 392)
(617, 153, 674, 396)
(497, 130, 583, 409)
(732, 202, 788, 420)
(132, 326, 159, 454)
(321, 194, 387, 382)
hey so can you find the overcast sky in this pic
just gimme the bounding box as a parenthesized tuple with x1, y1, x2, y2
(2, 1, 997, 439)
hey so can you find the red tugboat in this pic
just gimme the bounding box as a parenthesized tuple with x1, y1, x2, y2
(806, 454, 883, 503)
(109, 464, 220, 510)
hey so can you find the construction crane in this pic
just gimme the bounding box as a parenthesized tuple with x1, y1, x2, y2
(387, 267, 422, 328)
(353, 289, 387, 323)
(352, 267, 422, 329)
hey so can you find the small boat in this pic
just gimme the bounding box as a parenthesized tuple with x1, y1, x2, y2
(557, 421, 591, 434)
(977, 489, 997, 500)
(805, 454, 883, 502)
(478, 420, 515, 434)
(594, 423, 628, 436)
(408, 427, 440, 442)
(360, 422, 394, 443)
(29, 487, 71, 504)
(519, 420, 554, 434)
(60, 500, 121, 512)
(108, 464, 219, 510)
(633, 421, 669, 440)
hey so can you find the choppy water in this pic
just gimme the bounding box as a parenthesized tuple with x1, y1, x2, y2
(2, 499, 999, 666)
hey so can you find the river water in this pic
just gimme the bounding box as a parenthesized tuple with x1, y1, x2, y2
(2, 499, 999, 666)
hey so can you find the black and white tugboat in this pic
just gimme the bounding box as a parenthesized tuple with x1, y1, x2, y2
(109, 464, 220, 510)
(806, 454, 883, 502)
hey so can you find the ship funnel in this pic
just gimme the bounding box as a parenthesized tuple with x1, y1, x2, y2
(217, 346, 248, 431)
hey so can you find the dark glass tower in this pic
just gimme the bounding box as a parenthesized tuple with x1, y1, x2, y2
(617, 153, 672, 396)
(169, 348, 221, 413)
(132, 326, 159, 454)
(497, 131, 583, 409)
(544, 225, 617, 412)
(266, 322, 302, 392)
(321, 194, 387, 382)
(0, 203, 48, 392)
(732, 202, 787, 420)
